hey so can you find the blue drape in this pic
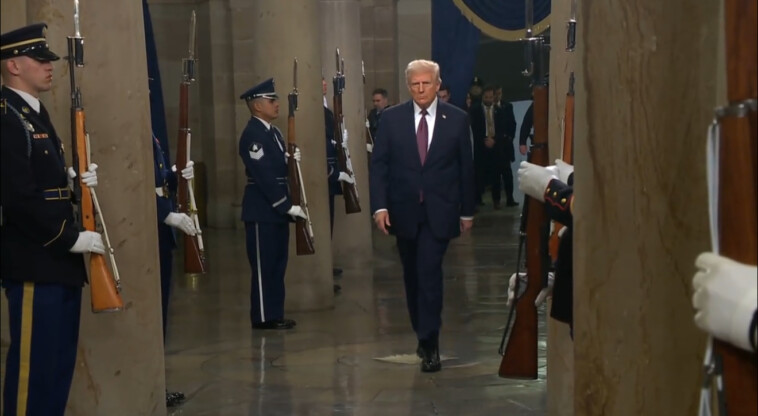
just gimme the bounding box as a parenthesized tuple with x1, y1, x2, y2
(142, 0, 170, 157)
(431, 1, 481, 109)
(457, 0, 551, 33)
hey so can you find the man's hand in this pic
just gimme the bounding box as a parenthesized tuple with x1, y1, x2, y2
(460, 218, 473, 233)
(69, 231, 105, 254)
(555, 159, 574, 184)
(692, 252, 758, 352)
(535, 272, 555, 306)
(484, 137, 495, 148)
(374, 211, 391, 235)
(80, 163, 99, 188)
(519, 144, 528, 155)
(172, 161, 195, 180)
(164, 212, 198, 236)
(338, 172, 355, 184)
(517, 161, 558, 202)
(287, 205, 307, 220)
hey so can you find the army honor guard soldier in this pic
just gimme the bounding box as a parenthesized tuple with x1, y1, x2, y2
(238, 78, 305, 330)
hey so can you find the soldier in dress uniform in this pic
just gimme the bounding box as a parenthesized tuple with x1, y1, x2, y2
(238, 78, 304, 330)
(517, 159, 575, 330)
(323, 77, 345, 292)
(0, 23, 102, 415)
(151, 133, 196, 406)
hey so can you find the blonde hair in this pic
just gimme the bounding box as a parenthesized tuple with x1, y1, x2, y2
(405, 59, 441, 85)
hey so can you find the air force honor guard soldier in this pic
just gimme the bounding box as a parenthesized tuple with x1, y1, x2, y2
(238, 78, 304, 330)
(1, 23, 102, 415)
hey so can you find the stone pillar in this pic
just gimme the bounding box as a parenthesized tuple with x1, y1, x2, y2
(396, 0, 430, 103)
(230, 0, 334, 311)
(26, 0, 167, 414)
(320, 0, 373, 270)
(546, 0, 576, 414)
(572, 0, 720, 415)
(0, 0, 25, 36)
(360, 0, 399, 107)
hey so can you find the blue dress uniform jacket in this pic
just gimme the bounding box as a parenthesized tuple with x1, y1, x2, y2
(544, 176, 574, 326)
(0, 86, 86, 286)
(325, 106, 342, 197)
(239, 117, 292, 223)
(152, 136, 178, 338)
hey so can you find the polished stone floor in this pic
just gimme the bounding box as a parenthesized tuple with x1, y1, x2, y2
(164, 198, 548, 416)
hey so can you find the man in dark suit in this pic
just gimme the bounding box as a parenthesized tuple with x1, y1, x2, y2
(1, 23, 103, 415)
(238, 78, 305, 330)
(370, 59, 475, 373)
(470, 85, 518, 208)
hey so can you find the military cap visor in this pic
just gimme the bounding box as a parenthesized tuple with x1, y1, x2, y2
(0, 23, 60, 62)
(240, 78, 278, 102)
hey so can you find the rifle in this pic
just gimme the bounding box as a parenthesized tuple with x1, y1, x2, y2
(499, 0, 550, 378)
(548, 73, 574, 262)
(175, 11, 207, 274)
(286, 59, 315, 256)
(362, 60, 374, 156)
(332, 48, 362, 214)
(701, 0, 757, 413)
(67, 0, 123, 312)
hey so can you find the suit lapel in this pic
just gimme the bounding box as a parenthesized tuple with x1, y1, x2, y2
(425, 102, 446, 165)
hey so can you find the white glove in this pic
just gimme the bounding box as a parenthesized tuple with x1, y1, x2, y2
(535, 272, 555, 307)
(342, 128, 349, 145)
(367, 143, 373, 153)
(67, 166, 77, 189)
(692, 252, 758, 352)
(80, 163, 98, 188)
(287, 205, 307, 220)
(285, 147, 302, 163)
(172, 161, 195, 180)
(69, 231, 106, 254)
(338, 172, 355, 184)
(164, 212, 198, 236)
(506, 272, 528, 307)
(555, 159, 574, 184)
(518, 161, 558, 202)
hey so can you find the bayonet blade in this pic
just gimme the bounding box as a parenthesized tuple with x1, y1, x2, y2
(361, 60, 365, 84)
(335, 48, 341, 73)
(74, 0, 81, 37)
(188, 10, 197, 60)
(293, 58, 298, 91)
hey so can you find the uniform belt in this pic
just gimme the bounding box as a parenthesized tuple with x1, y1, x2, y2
(247, 177, 288, 185)
(155, 183, 170, 198)
(42, 187, 71, 200)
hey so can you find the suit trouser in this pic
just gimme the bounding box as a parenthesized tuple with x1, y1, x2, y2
(395, 213, 450, 345)
(3, 281, 81, 416)
(245, 221, 289, 325)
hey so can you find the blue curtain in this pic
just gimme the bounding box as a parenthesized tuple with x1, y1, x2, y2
(456, 0, 551, 34)
(431, 1, 480, 109)
(142, 0, 170, 158)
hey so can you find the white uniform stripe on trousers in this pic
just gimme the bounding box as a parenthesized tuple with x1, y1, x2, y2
(255, 223, 265, 321)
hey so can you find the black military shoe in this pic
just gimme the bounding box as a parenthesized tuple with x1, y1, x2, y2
(420, 346, 441, 373)
(252, 319, 296, 330)
(332, 268, 343, 277)
(166, 390, 185, 407)
(333, 283, 342, 294)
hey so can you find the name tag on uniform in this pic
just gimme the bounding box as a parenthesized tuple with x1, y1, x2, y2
(33, 133, 49, 139)
(249, 142, 264, 160)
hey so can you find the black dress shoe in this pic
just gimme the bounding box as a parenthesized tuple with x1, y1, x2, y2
(252, 319, 296, 330)
(332, 268, 343, 277)
(420, 345, 441, 373)
(506, 200, 519, 207)
(166, 390, 185, 407)
(333, 283, 342, 294)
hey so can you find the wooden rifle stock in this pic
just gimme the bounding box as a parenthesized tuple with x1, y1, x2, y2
(499, 83, 550, 379)
(548, 73, 575, 262)
(175, 11, 206, 274)
(713, 0, 758, 413)
(333, 50, 362, 214)
(175, 81, 207, 274)
(287, 59, 315, 256)
(67, 14, 123, 313)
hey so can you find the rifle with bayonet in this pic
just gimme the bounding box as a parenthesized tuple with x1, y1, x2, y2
(175, 11, 207, 274)
(548, 73, 574, 263)
(499, 0, 550, 379)
(67, 0, 123, 312)
(333, 48, 362, 214)
(701, 0, 757, 413)
(287, 59, 315, 256)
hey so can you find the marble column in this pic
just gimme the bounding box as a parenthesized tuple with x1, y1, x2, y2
(546, 0, 576, 413)
(359, 0, 398, 108)
(320, 0, 373, 270)
(230, 0, 334, 311)
(572, 0, 720, 415)
(396, 0, 430, 103)
(25, 0, 166, 414)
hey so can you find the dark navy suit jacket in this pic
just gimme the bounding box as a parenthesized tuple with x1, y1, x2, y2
(369, 99, 475, 240)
